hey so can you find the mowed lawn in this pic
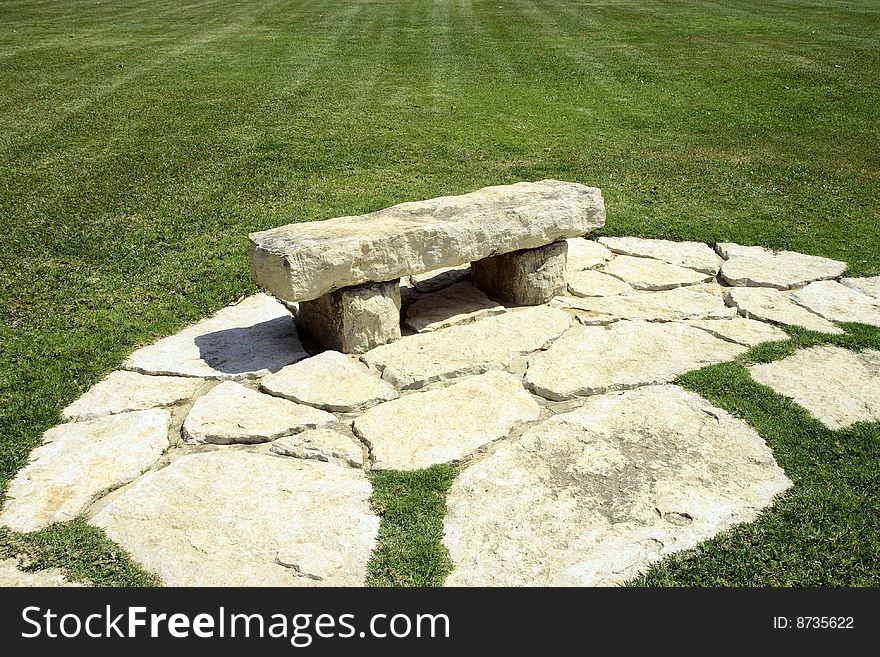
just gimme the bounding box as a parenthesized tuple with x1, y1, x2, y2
(1, 0, 878, 586)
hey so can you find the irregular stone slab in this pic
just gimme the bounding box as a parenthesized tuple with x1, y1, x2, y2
(0, 409, 171, 533)
(685, 317, 789, 347)
(125, 294, 307, 380)
(568, 269, 633, 297)
(749, 346, 880, 430)
(361, 306, 572, 389)
(443, 385, 791, 586)
(790, 280, 880, 327)
(472, 241, 567, 305)
(551, 283, 735, 322)
(724, 287, 843, 334)
(62, 370, 205, 421)
(717, 243, 847, 290)
(353, 371, 540, 471)
(296, 279, 401, 354)
(567, 237, 612, 271)
(182, 381, 335, 444)
(411, 265, 471, 293)
(601, 255, 712, 291)
(405, 281, 505, 333)
(841, 276, 880, 300)
(525, 321, 746, 401)
(271, 429, 364, 469)
(261, 351, 398, 412)
(91, 451, 378, 586)
(598, 237, 722, 274)
(250, 180, 605, 303)
(0, 559, 84, 587)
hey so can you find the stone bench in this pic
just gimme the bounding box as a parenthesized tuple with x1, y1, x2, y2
(249, 180, 605, 353)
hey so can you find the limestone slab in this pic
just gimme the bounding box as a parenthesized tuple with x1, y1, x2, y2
(471, 241, 567, 305)
(62, 370, 205, 421)
(567, 269, 633, 297)
(717, 243, 847, 290)
(566, 238, 613, 271)
(250, 180, 605, 302)
(182, 381, 335, 444)
(724, 287, 843, 334)
(0, 559, 84, 587)
(0, 409, 171, 533)
(353, 371, 540, 471)
(361, 306, 572, 389)
(525, 321, 746, 401)
(600, 255, 712, 291)
(443, 385, 791, 586)
(749, 346, 880, 430)
(90, 451, 378, 586)
(411, 265, 471, 293)
(404, 281, 505, 333)
(598, 237, 722, 274)
(790, 280, 880, 327)
(125, 294, 306, 380)
(685, 317, 789, 347)
(271, 429, 364, 469)
(261, 351, 398, 412)
(841, 276, 880, 300)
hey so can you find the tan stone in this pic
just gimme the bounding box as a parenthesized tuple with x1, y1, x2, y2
(841, 276, 880, 300)
(598, 237, 722, 274)
(0, 559, 84, 587)
(472, 240, 568, 305)
(685, 317, 790, 347)
(271, 429, 364, 469)
(566, 238, 613, 271)
(404, 281, 505, 333)
(600, 255, 712, 290)
(790, 280, 880, 327)
(718, 243, 847, 290)
(410, 265, 471, 293)
(724, 287, 844, 334)
(567, 269, 633, 297)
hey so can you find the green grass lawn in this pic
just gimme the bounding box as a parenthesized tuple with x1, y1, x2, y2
(1, 0, 878, 586)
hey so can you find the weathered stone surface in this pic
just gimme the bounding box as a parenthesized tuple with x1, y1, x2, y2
(841, 276, 880, 300)
(404, 281, 505, 333)
(551, 283, 734, 322)
(724, 287, 844, 334)
(361, 306, 572, 389)
(261, 351, 398, 412)
(566, 238, 613, 271)
(790, 280, 880, 327)
(717, 243, 847, 290)
(472, 241, 568, 305)
(62, 371, 205, 421)
(182, 381, 335, 444)
(0, 409, 171, 533)
(271, 429, 364, 469)
(600, 255, 712, 291)
(250, 180, 605, 303)
(749, 346, 880, 430)
(410, 265, 471, 293)
(90, 451, 378, 586)
(0, 559, 84, 587)
(568, 269, 633, 297)
(598, 237, 722, 274)
(443, 385, 791, 586)
(525, 321, 746, 401)
(125, 294, 306, 380)
(296, 279, 401, 354)
(685, 317, 789, 347)
(353, 371, 540, 471)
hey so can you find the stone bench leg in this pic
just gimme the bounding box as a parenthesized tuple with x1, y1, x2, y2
(471, 240, 568, 305)
(295, 279, 401, 354)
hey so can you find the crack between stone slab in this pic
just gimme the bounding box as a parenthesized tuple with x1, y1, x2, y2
(274, 556, 324, 581)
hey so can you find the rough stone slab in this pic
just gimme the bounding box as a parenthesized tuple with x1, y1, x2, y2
(749, 346, 880, 430)
(353, 371, 540, 471)
(724, 287, 844, 334)
(717, 243, 847, 290)
(790, 280, 880, 327)
(472, 240, 567, 305)
(404, 281, 505, 333)
(0, 559, 84, 587)
(296, 279, 401, 354)
(182, 381, 335, 444)
(62, 370, 205, 421)
(841, 276, 880, 300)
(600, 255, 712, 291)
(685, 317, 790, 347)
(551, 283, 735, 322)
(0, 409, 171, 533)
(261, 351, 398, 412)
(566, 237, 613, 271)
(411, 265, 471, 293)
(525, 321, 746, 401)
(90, 451, 378, 586)
(125, 294, 307, 380)
(598, 237, 722, 274)
(443, 385, 791, 586)
(271, 429, 364, 469)
(568, 269, 633, 297)
(250, 180, 605, 303)
(361, 306, 572, 389)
